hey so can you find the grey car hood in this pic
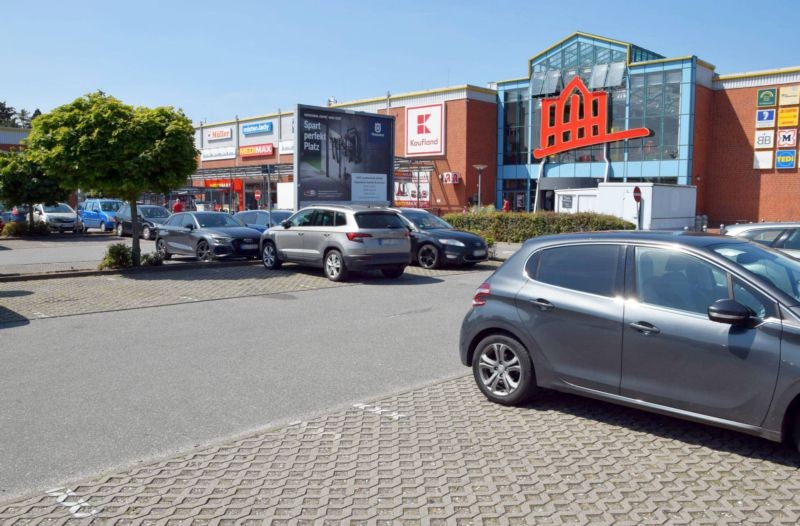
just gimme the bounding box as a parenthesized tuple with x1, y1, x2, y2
(204, 226, 261, 239)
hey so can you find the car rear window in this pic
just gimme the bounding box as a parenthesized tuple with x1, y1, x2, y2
(531, 244, 622, 297)
(354, 212, 405, 229)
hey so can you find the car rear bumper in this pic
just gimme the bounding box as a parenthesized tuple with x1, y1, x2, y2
(344, 252, 411, 271)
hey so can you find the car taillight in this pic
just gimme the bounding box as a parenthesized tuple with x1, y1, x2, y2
(472, 283, 491, 307)
(346, 232, 372, 242)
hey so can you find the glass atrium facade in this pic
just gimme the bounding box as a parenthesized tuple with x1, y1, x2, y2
(496, 34, 698, 210)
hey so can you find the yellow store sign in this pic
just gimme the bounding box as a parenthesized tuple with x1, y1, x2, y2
(778, 107, 799, 127)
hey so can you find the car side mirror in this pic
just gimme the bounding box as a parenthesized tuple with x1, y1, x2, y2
(281, 220, 291, 229)
(186, 224, 194, 231)
(35, 210, 42, 215)
(708, 299, 751, 326)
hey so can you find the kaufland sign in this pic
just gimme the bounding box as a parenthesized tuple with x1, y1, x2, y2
(406, 103, 445, 157)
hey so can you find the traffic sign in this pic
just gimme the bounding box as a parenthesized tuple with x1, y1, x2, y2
(633, 186, 641, 203)
(255, 190, 262, 201)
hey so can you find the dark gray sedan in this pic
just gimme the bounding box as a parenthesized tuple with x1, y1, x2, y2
(155, 212, 261, 261)
(460, 231, 800, 450)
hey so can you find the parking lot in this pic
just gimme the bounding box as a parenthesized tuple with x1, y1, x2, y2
(3, 241, 800, 523)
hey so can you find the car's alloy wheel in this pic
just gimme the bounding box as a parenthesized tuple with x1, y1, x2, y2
(324, 249, 347, 282)
(472, 334, 536, 405)
(196, 241, 212, 262)
(116, 223, 124, 237)
(262, 242, 282, 270)
(417, 244, 440, 269)
(156, 238, 171, 260)
(142, 226, 151, 240)
(100, 222, 108, 233)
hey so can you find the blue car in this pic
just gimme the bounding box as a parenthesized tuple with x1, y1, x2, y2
(79, 199, 124, 232)
(232, 210, 293, 233)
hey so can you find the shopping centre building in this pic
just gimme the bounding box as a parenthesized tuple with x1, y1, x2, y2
(193, 32, 800, 224)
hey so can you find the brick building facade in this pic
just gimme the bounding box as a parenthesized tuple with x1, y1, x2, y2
(192, 32, 800, 223)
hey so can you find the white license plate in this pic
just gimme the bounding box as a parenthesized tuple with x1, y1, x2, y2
(473, 249, 486, 257)
(241, 243, 258, 250)
(379, 239, 399, 246)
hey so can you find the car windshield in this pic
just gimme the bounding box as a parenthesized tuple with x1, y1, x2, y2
(402, 211, 452, 230)
(270, 211, 292, 225)
(194, 213, 243, 228)
(43, 204, 73, 213)
(101, 201, 122, 212)
(141, 206, 170, 219)
(712, 241, 800, 302)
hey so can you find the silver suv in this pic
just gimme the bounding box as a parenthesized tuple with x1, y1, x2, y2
(260, 205, 411, 281)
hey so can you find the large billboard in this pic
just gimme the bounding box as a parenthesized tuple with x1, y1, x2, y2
(294, 104, 395, 210)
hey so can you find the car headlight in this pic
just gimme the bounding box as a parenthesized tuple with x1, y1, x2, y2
(439, 238, 465, 247)
(211, 235, 232, 243)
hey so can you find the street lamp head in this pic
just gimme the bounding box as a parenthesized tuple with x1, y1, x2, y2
(472, 164, 488, 171)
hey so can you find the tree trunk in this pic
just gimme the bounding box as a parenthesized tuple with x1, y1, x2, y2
(27, 204, 34, 234)
(130, 200, 141, 266)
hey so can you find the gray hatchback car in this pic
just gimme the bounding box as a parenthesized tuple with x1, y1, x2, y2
(460, 231, 800, 449)
(260, 205, 411, 281)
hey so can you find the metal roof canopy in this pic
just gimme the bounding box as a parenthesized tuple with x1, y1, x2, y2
(193, 164, 294, 179)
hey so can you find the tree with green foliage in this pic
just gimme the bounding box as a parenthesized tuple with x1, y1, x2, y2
(16, 109, 31, 128)
(0, 101, 17, 127)
(0, 151, 70, 233)
(27, 92, 198, 265)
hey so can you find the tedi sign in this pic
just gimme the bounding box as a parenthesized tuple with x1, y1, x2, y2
(533, 77, 650, 159)
(406, 103, 445, 157)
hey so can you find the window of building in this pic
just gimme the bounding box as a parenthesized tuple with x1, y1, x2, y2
(627, 70, 681, 162)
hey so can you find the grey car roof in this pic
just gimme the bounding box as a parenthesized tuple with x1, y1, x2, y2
(724, 222, 800, 234)
(301, 204, 394, 212)
(526, 230, 750, 249)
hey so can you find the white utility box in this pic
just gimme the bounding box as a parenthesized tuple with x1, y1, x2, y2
(554, 182, 697, 230)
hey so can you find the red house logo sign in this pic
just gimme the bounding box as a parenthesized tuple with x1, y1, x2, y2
(533, 77, 650, 159)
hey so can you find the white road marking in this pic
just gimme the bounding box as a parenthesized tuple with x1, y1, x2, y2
(45, 487, 100, 518)
(353, 403, 405, 421)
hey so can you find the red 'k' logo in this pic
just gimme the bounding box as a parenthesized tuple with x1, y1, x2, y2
(417, 114, 431, 134)
(533, 77, 650, 158)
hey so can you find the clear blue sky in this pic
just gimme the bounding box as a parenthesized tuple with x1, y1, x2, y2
(4, 0, 796, 124)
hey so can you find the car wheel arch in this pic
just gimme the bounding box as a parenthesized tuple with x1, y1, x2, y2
(467, 326, 536, 374)
(780, 390, 800, 444)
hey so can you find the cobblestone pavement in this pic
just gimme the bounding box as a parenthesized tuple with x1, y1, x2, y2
(0, 263, 498, 324)
(2, 375, 800, 524)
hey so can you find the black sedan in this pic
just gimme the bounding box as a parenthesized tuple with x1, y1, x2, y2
(115, 204, 171, 240)
(154, 212, 262, 261)
(393, 208, 489, 269)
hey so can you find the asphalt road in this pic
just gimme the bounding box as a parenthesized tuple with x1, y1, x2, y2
(0, 267, 490, 500)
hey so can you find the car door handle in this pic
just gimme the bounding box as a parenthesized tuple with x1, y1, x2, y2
(529, 298, 554, 311)
(629, 321, 661, 335)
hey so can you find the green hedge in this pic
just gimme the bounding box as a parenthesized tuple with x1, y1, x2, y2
(443, 211, 635, 243)
(1, 221, 50, 237)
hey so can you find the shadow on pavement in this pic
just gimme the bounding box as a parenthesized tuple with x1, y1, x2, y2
(0, 306, 30, 329)
(0, 290, 33, 298)
(121, 263, 446, 286)
(522, 388, 800, 467)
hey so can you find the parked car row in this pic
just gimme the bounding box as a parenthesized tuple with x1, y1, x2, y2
(146, 205, 489, 282)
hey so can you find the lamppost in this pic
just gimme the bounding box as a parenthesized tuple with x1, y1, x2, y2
(472, 164, 487, 208)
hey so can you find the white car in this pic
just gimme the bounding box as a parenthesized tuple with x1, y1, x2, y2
(34, 203, 82, 233)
